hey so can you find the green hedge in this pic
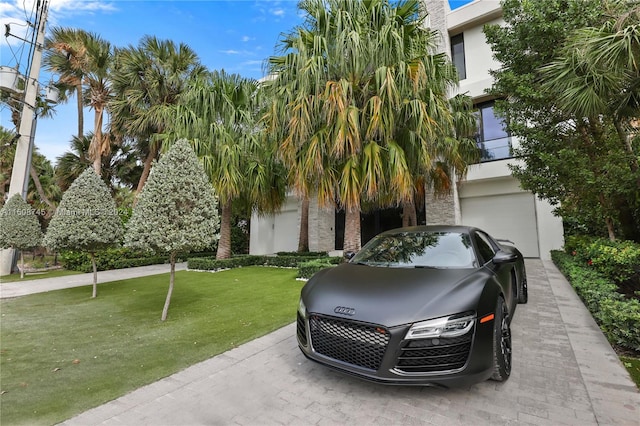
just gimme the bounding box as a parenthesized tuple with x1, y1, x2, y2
(60, 248, 168, 273)
(564, 235, 640, 285)
(187, 254, 341, 278)
(297, 258, 340, 279)
(275, 251, 328, 257)
(551, 250, 640, 352)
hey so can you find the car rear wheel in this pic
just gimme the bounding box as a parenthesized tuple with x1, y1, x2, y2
(490, 297, 511, 381)
(518, 274, 528, 304)
(518, 264, 528, 304)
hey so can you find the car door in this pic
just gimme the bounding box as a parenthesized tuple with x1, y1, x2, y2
(474, 230, 515, 312)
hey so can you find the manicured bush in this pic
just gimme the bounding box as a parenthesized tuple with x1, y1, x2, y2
(564, 236, 640, 286)
(60, 248, 168, 273)
(298, 258, 341, 280)
(44, 168, 123, 297)
(0, 194, 43, 278)
(125, 139, 219, 321)
(552, 250, 640, 352)
(187, 254, 341, 277)
(187, 256, 267, 271)
(599, 298, 640, 352)
(276, 251, 328, 257)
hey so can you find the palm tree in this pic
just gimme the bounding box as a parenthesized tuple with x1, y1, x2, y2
(174, 71, 286, 259)
(540, 2, 639, 181)
(109, 36, 206, 198)
(537, 1, 640, 240)
(55, 133, 142, 196)
(44, 27, 88, 139)
(45, 28, 113, 175)
(265, 0, 472, 253)
(83, 34, 114, 176)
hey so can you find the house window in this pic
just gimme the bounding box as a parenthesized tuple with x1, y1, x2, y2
(451, 33, 466, 80)
(475, 101, 511, 162)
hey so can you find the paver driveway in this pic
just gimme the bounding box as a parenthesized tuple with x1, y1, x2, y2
(57, 260, 639, 425)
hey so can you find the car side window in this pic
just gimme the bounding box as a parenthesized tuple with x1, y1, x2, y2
(474, 232, 497, 265)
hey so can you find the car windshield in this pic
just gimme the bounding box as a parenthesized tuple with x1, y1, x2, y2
(350, 231, 476, 269)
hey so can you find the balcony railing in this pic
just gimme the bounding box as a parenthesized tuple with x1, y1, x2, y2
(476, 137, 512, 163)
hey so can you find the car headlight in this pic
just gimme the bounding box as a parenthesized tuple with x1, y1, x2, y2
(405, 313, 476, 339)
(298, 298, 306, 316)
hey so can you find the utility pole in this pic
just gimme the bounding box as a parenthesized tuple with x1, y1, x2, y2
(1, 0, 49, 276)
(8, 0, 49, 198)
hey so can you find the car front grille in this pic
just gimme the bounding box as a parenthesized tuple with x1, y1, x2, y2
(296, 312, 308, 346)
(395, 333, 473, 373)
(309, 314, 390, 370)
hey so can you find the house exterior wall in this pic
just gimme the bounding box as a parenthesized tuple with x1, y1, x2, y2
(431, 0, 564, 259)
(249, 196, 299, 255)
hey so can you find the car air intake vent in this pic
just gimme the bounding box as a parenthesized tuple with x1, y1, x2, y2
(396, 334, 472, 373)
(296, 312, 308, 346)
(309, 315, 390, 371)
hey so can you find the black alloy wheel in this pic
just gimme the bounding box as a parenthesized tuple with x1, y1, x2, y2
(490, 297, 512, 381)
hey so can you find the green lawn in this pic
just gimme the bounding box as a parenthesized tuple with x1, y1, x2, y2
(0, 267, 304, 425)
(0, 269, 82, 283)
(621, 356, 640, 388)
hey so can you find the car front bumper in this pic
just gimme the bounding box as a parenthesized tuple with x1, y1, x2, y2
(296, 312, 496, 388)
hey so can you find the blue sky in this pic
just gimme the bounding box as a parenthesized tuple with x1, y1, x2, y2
(1, 0, 474, 163)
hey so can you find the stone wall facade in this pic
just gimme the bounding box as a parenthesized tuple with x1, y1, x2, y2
(425, 191, 456, 225)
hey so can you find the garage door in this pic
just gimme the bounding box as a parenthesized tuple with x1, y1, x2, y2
(461, 193, 540, 257)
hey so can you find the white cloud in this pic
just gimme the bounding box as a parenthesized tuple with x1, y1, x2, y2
(1, 0, 117, 71)
(220, 49, 256, 56)
(241, 35, 254, 42)
(49, 0, 116, 14)
(270, 8, 284, 17)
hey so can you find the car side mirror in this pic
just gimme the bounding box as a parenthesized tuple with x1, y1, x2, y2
(492, 250, 518, 264)
(344, 251, 356, 260)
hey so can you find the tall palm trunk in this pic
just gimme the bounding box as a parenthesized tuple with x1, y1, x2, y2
(90, 106, 104, 176)
(76, 83, 84, 138)
(343, 209, 361, 254)
(30, 164, 55, 211)
(216, 199, 233, 259)
(135, 145, 159, 200)
(298, 196, 310, 252)
(402, 200, 417, 227)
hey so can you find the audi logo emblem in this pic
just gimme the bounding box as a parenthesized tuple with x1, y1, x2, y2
(334, 306, 356, 316)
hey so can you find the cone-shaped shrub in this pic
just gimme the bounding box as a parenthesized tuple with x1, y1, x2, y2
(0, 194, 44, 278)
(44, 168, 123, 297)
(125, 139, 219, 321)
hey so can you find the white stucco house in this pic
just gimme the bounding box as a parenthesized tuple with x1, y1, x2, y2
(250, 0, 564, 259)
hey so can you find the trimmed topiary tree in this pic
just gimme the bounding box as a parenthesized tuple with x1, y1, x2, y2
(125, 139, 219, 321)
(44, 168, 123, 297)
(0, 194, 44, 278)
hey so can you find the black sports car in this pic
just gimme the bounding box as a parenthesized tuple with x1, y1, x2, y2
(296, 225, 527, 388)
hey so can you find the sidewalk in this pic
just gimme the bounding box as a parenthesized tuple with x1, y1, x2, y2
(0, 263, 187, 299)
(50, 259, 638, 426)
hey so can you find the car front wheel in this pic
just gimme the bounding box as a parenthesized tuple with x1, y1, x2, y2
(490, 297, 511, 381)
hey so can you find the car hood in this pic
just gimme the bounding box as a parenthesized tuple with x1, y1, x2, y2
(302, 263, 486, 327)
